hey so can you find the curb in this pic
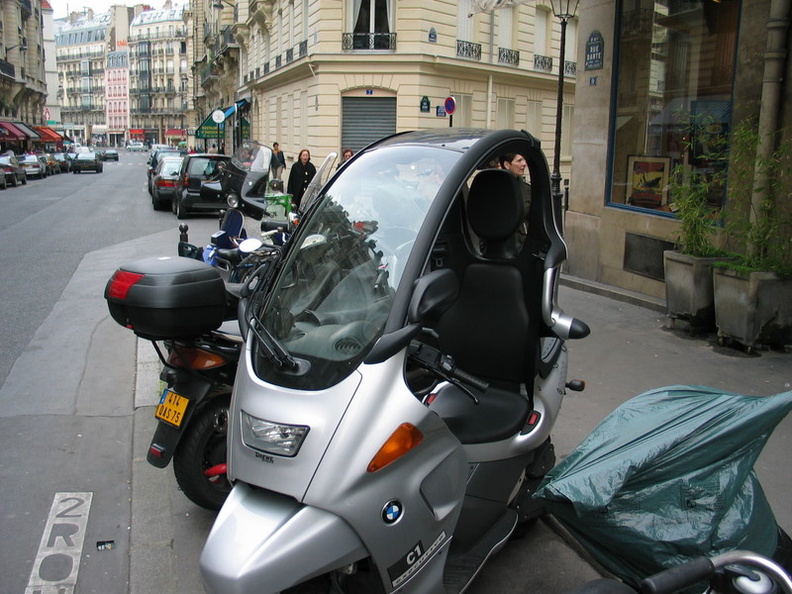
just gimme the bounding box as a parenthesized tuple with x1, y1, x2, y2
(560, 275, 666, 314)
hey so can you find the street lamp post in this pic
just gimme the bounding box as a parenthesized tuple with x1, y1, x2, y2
(549, 0, 579, 218)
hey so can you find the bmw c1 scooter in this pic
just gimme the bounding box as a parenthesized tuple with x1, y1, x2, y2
(199, 128, 590, 593)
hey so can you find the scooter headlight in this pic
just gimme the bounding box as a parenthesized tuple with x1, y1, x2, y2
(241, 411, 310, 457)
(227, 193, 240, 208)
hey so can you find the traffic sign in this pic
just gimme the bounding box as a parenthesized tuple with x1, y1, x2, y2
(444, 96, 456, 115)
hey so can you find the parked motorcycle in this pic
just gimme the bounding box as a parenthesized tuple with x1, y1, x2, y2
(104, 256, 244, 509)
(103, 143, 283, 510)
(198, 128, 590, 593)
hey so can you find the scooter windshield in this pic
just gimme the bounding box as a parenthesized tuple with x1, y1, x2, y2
(252, 145, 460, 390)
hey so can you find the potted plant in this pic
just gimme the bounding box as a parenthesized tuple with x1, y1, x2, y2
(713, 120, 792, 352)
(663, 138, 729, 333)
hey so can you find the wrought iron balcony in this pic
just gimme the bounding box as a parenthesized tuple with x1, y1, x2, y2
(498, 48, 520, 67)
(299, 40, 307, 58)
(456, 40, 481, 61)
(534, 54, 553, 72)
(286, 48, 293, 63)
(342, 32, 396, 51)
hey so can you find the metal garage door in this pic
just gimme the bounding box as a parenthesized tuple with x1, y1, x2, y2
(341, 96, 397, 151)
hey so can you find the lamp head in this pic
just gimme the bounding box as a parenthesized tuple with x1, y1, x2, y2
(550, 0, 580, 20)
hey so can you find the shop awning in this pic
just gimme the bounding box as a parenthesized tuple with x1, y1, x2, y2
(165, 128, 185, 137)
(224, 98, 249, 118)
(0, 121, 27, 140)
(195, 110, 225, 140)
(33, 126, 63, 142)
(13, 122, 41, 140)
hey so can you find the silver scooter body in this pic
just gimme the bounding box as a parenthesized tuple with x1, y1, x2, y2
(201, 129, 588, 593)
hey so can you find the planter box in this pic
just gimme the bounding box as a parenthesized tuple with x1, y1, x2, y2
(713, 267, 792, 351)
(663, 251, 723, 332)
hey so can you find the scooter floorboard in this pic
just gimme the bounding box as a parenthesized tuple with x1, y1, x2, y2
(443, 510, 518, 593)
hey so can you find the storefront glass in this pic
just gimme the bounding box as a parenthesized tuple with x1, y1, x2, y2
(608, 0, 740, 213)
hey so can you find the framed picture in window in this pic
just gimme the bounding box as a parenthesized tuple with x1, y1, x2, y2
(626, 155, 670, 209)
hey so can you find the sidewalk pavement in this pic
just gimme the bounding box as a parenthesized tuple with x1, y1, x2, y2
(8, 220, 787, 594)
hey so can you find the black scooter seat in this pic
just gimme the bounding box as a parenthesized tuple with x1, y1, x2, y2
(428, 382, 530, 444)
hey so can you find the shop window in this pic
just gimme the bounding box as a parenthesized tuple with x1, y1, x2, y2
(608, 0, 739, 213)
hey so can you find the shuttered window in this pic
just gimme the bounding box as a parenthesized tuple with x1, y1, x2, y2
(341, 96, 397, 151)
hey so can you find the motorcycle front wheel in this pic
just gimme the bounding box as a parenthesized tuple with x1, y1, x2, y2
(173, 392, 232, 510)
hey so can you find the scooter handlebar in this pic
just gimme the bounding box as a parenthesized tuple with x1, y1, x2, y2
(640, 557, 714, 594)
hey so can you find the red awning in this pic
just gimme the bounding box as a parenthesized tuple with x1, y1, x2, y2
(165, 128, 185, 137)
(0, 121, 27, 141)
(33, 126, 63, 142)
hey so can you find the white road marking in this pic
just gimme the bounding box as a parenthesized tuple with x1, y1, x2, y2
(25, 492, 93, 594)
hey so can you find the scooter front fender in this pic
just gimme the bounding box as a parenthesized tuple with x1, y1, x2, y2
(200, 482, 368, 594)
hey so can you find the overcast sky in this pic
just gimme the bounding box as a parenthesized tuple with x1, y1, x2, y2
(54, 1, 180, 20)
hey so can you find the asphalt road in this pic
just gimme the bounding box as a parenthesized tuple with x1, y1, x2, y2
(0, 152, 789, 593)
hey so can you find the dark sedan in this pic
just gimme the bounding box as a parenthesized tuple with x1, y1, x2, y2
(173, 153, 231, 218)
(0, 154, 28, 186)
(72, 152, 104, 174)
(103, 149, 120, 161)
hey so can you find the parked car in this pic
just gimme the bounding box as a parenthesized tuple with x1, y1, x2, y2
(52, 153, 71, 172)
(72, 151, 104, 174)
(149, 155, 184, 211)
(20, 154, 48, 179)
(173, 153, 232, 218)
(127, 142, 145, 152)
(40, 153, 60, 175)
(103, 148, 119, 161)
(148, 148, 186, 181)
(0, 169, 6, 189)
(0, 154, 28, 186)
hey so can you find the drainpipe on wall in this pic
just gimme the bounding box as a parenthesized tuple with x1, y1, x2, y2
(751, 0, 790, 234)
(487, 75, 493, 129)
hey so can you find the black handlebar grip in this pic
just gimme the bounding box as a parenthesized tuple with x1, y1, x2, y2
(641, 558, 714, 594)
(453, 368, 489, 392)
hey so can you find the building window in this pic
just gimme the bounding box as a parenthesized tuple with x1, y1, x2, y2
(497, 98, 515, 129)
(608, 0, 739, 213)
(347, 0, 394, 49)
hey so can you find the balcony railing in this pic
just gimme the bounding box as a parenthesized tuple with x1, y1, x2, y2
(286, 48, 293, 63)
(498, 48, 519, 67)
(342, 32, 396, 51)
(456, 40, 481, 61)
(534, 54, 553, 72)
(299, 40, 307, 58)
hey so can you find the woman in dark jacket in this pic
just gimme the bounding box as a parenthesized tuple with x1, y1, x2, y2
(287, 149, 317, 211)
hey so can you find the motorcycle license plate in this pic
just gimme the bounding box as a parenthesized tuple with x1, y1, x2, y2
(155, 389, 189, 428)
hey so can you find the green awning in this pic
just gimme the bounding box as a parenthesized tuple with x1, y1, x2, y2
(195, 110, 225, 139)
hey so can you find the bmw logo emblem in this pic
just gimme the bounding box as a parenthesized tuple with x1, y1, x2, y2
(382, 500, 403, 524)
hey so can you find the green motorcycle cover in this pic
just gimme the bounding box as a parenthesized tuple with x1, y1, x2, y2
(534, 385, 792, 592)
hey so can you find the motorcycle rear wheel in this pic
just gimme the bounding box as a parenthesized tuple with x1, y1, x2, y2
(173, 392, 232, 510)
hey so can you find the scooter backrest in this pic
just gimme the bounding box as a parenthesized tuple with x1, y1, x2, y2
(466, 169, 524, 259)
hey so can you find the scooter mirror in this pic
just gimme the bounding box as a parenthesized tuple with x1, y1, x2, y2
(365, 269, 459, 365)
(407, 268, 459, 324)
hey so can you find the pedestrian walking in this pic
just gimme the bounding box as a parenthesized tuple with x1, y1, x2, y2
(498, 152, 532, 251)
(337, 147, 354, 170)
(287, 149, 317, 211)
(272, 142, 286, 179)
